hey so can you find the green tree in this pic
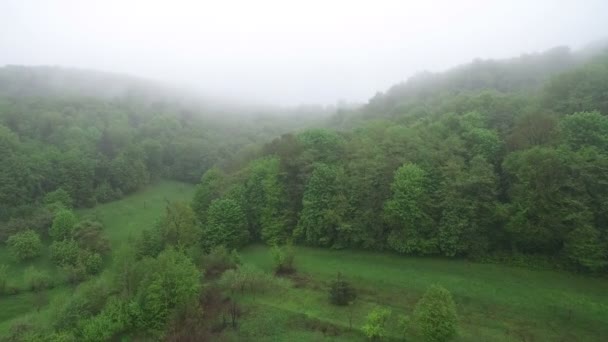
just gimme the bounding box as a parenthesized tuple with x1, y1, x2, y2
(329, 273, 356, 306)
(7, 230, 43, 262)
(23, 266, 52, 291)
(135, 248, 202, 336)
(294, 163, 349, 247)
(362, 307, 391, 341)
(564, 225, 607, 272)
(203, 198, 249, 250)
(158, 201, 201, 248)
(412, 285, 458, 342)
(44, 187, 73, 209)
(50, 209, 77, 240)
(50, 239, 81, 266)
(384, 163, 437, 255)
(191, 167, 224, 224)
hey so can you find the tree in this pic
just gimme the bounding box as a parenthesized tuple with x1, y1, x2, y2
(158, 201, 201, 248)
(191, 167, 224, 224)
(44, 188, 73, 209)
(50, 209, 77, 240)
(241, 157, 286, 244)
(203, 198, 249, 250)
(329, 273, 356, 306)
(564, 225, 607, 272)
(560, 111, 608, 151)
(135, 248, 202, 336)
(50, 239, 81, 266)
(412, 285, 458, 342)
(384, 163, 437, 255)
(270, 244, 295, 274)
(7, 230, 43, 262)
(0, 264, 8, 294)
(361, 307, 391, 341)
(23, 266, 52, 292)
(72, 220, 110, 254)
(294, 163, 349, 247)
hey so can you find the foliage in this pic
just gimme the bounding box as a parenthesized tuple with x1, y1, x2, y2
(6, 230, 43, 262)
(328, 273, 357, 306)
(271, 244, 295, 274)
(361, 307, 391, 341)
(72, 220, 110, 254)
(384, 163, 437, 255)
(23, 266, 52, 291)
(50, 209, 77, 240)
(203, 198, 249, 250)
(44, 188, 74, 209)
(564, 225, 608, 272)
(0, 264, 7, 294)
(412, 285, 458, 342)
(134, 248, 202, 336)
(200, 245, 241, 278)
(158, 201, 201, 248)
(50, 239, 81, 266)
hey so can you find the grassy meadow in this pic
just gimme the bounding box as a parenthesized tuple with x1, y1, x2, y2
(234, 245, 608, 341)
(2, 181, 608, 341)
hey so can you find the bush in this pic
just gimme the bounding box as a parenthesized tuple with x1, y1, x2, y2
(50, 209, 77, 240)
(44, 188, 74, 209)
(0, 264, 8, 294)
(83, 252, 103, 275)
(412, 285, 458, 342)
(271, 244, 295, 274)
(62, 263, 88, 284)
(329, 273, 357, 306)
(362, 306, 391, 341)
(50, 239, 81, 266)
(6, 230, 43, 262)
(73, 220, 110, 254)
(23, 266, 52, 291)
(200, 245, 241, 278)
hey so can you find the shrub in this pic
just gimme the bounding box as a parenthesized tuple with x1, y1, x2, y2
(329, 273, 357, 306)
(271, 244, 295, 274)
(412, 285, 458, 342)
(44, 188, 73, 209)
(23, 266, 52, 291)
(62, 263, 88, 284)
(50, 209, 77, 240)
(0, 264, 8, 294)
(7, 230, 43, 262)
(50, 239, 81, 266)
(362, 306, 391, 341)
(73, 220, 110, 254)
(83, 252, 103, 275)
(200, 245, 241, 278)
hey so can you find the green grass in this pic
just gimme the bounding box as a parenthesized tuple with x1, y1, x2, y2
(78, 180, 196, 245)
(239, 245, 608, 341)
(0, 180, 196, 337)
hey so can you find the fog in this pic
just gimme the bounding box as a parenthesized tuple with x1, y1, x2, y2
(1, 0, 607, 106)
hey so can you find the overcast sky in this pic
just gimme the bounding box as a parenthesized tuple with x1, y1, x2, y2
(1, 0, 607, 105)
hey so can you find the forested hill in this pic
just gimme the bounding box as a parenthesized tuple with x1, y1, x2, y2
(330, 45, 607, 128)
(190, 47, 608, 274)
(0, 66, 168, 100)
(0, 68, 330, 222)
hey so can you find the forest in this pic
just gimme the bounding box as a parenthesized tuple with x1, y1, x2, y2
(1, 44, 608, 341)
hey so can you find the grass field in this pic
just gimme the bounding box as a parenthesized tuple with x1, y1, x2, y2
(3, 180, 608, 341)
(78, 180, 197, 246)
(236, 245, 608, 341)
(0, 180, 196, 336)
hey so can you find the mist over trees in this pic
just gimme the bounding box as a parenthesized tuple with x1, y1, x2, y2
(1, 41, 608, 340)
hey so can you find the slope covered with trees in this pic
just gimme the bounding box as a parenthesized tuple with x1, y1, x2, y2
(192, 48, 608, 273)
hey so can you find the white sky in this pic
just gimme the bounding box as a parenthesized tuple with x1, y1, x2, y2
(1, 0, 607, 105)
